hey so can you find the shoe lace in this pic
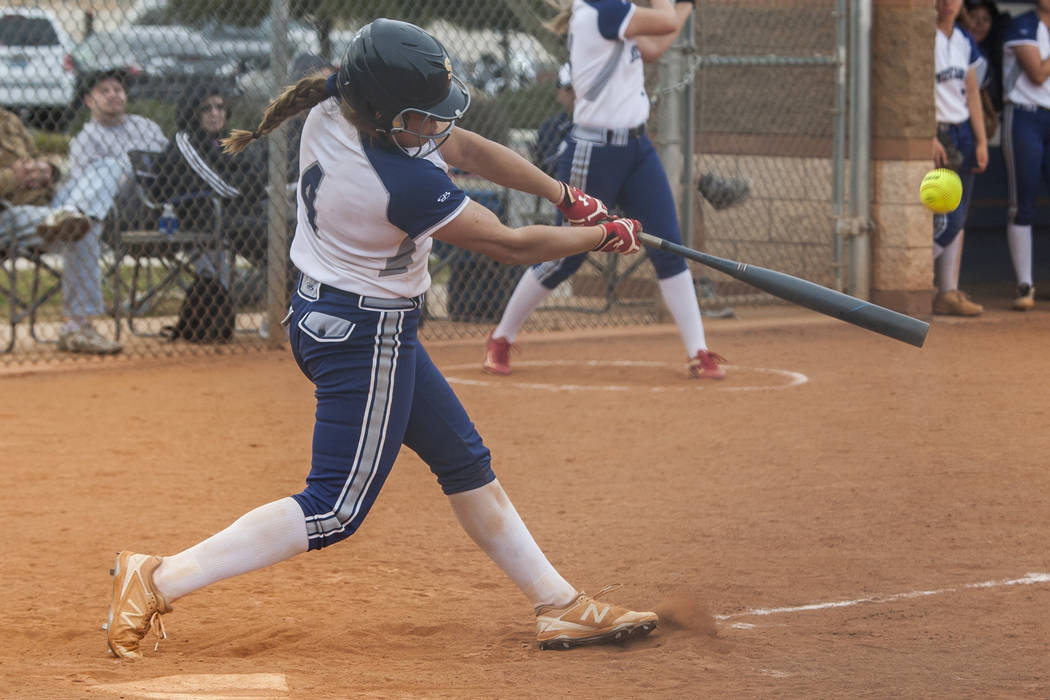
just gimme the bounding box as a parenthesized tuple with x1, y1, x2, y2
(147, 611, 167, 652)
(589, 584, 621, 600)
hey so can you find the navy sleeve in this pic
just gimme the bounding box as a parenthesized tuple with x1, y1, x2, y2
(590, 0, 633, 40)
(363, 142, 467, 239)
(1005, 11, 1039, 45)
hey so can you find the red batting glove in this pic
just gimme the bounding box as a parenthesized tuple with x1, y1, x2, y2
(557, 182, 609, 226)
(594, 217, 642, 254)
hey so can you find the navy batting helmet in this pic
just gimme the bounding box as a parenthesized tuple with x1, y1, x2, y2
(336, 19, 470, 139)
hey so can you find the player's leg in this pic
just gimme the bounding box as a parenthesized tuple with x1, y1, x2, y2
(617, 135, 725, 377)
(107, 284, 421, 658)
(1003, 104, 1040, 310)
(932, 123, 981, 316)
(404, 346, 657, 648)
(485, 139, 599, 374)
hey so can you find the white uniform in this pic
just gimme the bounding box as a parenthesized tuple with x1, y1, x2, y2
(935, 24, 984, 124)
(1003, 10, 1050, 109)
(290, 99, 470, 299)
(569, 0, 648, 129)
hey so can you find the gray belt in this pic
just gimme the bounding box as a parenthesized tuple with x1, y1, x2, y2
(297, 274, 422, 310)
(571, 123, 646, 146)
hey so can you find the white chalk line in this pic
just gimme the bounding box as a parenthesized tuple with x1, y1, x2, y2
(718, 573, 1050, 629)
(442, 360, 808, 393)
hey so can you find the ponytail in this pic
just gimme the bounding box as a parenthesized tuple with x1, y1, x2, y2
(543, 0, 573, 36)
(221, 71, 335, 155)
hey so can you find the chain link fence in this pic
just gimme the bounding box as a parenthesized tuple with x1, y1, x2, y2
(1, 0, 843, 364)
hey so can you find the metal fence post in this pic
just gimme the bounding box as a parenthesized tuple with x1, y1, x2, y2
(848, 0, 872, 299)
(266, 0, 291, 348)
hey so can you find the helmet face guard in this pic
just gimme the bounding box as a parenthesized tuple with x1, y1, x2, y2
(388, 75, 471, 157)
(337, 19, 471, 158)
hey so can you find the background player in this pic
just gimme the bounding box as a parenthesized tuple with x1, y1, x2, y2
(105, 18, 656, 659)
(931, 0, 988, 316)
(484, 0, 726, 379)
(1002, 0, 1050, 310)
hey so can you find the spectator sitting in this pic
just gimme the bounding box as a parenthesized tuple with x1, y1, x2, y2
(533, 63, 575, 177)
(56, 69, 170, 354)
(0, 105, 124, 354)
(152, 81, 268, 287)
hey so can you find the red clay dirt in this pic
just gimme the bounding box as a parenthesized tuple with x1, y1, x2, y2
(1, 308, 1048, 698)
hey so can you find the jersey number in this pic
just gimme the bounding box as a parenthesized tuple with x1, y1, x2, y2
(300, 161, 324, 237)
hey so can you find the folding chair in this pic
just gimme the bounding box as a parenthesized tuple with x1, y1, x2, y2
(1, 221, 63, 353)
(109, 150, 225, 338)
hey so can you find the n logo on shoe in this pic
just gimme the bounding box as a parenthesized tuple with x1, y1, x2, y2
(581, 603, 610, 624)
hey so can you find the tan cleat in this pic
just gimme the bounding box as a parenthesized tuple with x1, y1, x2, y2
(535, 585, 658, 650)
(105, 551, 171, 659)
(1012, 284, 1035, 311)
(932, 289, 983, 316)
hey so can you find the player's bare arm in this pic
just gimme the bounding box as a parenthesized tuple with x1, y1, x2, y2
(440, 127, 564, 204)
(432, 199, 638, 264)
(628, 0, 694, 61)
(965, 67, 988, 172)
(1013, 44, 1050, 85)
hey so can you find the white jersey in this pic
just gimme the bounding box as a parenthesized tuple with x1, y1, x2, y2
(569, 0, 649, 129)
(290, 99, 469, 299)
(1003, 11, 1050, 110)
(935, 24, 983, 124)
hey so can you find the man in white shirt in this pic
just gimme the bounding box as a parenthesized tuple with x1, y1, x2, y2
(52, 70, 168, 353)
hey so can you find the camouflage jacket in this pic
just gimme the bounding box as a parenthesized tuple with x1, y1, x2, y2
(0, 107, 63, 207)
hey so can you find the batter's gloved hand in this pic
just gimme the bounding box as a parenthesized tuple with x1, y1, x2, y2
(557, 182, 609, 226)
(594, 217, 642, 254)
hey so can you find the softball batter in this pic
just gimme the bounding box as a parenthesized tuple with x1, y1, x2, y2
(484, 0, 727, 379)
(932, 0, 988, 317)
(105, 19, 656, 658)
(1002, 0, 1050, 310)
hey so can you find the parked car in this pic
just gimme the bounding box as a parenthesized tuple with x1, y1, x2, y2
(0, 7, 76, 129)
(71, 26, 240, 103)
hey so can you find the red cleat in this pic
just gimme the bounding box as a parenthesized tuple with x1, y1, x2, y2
(483, 333, 514, 375)
(688, 350, 727, 379)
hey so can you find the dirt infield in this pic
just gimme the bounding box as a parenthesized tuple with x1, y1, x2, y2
(2, 308, 1048, 699)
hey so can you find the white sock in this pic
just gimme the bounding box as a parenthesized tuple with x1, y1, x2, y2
(936, 233, 963, 292)
(658, 269, 707, 355)
(153, 497, 308, 602)
(448, 480, 577, 608)
(492, 269, 553, 343)
(1007, 223, 1033, 286)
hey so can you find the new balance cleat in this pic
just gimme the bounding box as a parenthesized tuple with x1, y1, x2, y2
(482, 332, 514, 375)
(105, 551, 171, 659)
(535, 586, 658, 650)
(688, 350, 727, 379)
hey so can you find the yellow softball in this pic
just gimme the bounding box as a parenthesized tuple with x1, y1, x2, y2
(919, 168, 963, 214)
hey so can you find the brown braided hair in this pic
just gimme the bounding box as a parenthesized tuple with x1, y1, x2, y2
(543, 0, 573, 36)
(221, 70, 376, 155)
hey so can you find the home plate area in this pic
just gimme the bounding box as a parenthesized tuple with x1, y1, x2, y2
(441, 359, 808, 392)
(89, 673, 288, 699)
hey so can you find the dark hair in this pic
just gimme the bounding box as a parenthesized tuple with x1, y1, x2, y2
(79, 68, 127, 102)
(965, 0, 1001, 21)
(176, 80, 229, 134)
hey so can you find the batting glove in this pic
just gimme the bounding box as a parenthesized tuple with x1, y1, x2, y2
(557, 182, 609, 226)
(594, 217, 642, 254)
